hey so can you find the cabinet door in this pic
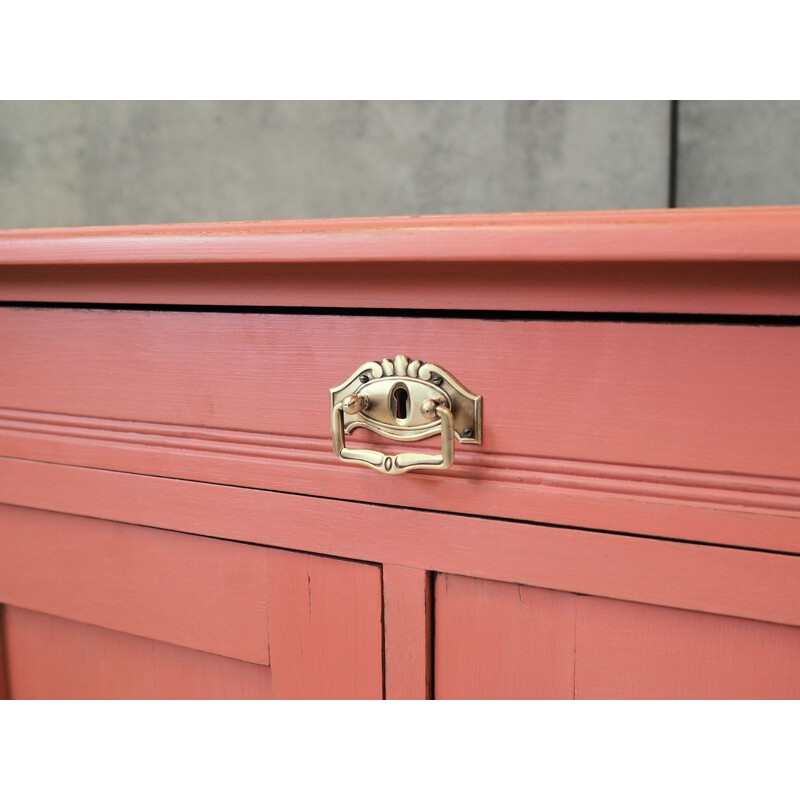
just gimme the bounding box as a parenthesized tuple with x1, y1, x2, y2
(0, 505, 383, 699)
(434, 573, 800, 700)
(434, 573, 576, 699)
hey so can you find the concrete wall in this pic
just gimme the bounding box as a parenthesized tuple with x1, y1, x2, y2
(0, 101, 797, 228)
(676, 101, 800, 207)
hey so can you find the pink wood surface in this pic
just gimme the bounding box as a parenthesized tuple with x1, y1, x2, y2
(383, 566, 432, 700)
(2, 309, 798, 551)
(0, 504, 270, 664)
(2, 208, 800, 313)
(575, 595, 800, 699)
(2, 410, 797, 554)
(5, 207, 798, 701)
(434, 573, 575, 699)
(4, 606, 273, 700)
(2, 309, 796, 478)
(4, 260, 799, 315)
(4, 208, 800, 264)
(4, 460, 798, 628)
(264, 548, 383, 699)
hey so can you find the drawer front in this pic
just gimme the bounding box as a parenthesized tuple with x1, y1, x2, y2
(1, 307, 798, 551)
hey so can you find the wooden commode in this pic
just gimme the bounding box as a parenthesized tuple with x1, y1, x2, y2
(1, 208, 798, 699)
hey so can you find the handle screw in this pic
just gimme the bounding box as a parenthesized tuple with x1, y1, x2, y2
(359, 372, 371, 383)
(343, 394, 367, 415)
(430, 373, 443, 386)
(421, 398, 444, 420)
(462, 428, 474, 438)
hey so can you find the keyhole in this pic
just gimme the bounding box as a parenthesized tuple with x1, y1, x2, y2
(392, 384, 410, 420)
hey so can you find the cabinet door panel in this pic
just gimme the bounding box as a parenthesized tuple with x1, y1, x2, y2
(434, 573, 576, 699)
(265, 548, 383, 699)
(0, 505, 270, 664)
(434, 574, 800, 699)
(4, 606, 273, 700)
(575, 596, 800, 699)
(0, 505, 384, 700)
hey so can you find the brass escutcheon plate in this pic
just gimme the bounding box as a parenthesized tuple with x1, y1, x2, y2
(330, 355, 482, 444)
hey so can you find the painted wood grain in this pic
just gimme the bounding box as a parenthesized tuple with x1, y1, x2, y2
(4, 460, 797, 628)
(1, 209, 799, 313)
(2, 309, 797, 480)
(434, 573, 575, 699)
(4, 606, 273, 700)
(575, 595, 800, 699)
(265, 548, 383, 699)
(383, 566, 432, 700)
(0, 504, 270, 664)
(2, 309, 799, 552)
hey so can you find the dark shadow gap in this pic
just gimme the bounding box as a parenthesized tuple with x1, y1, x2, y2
(669, 100, 680, 208)
(0, 604, 10, 699)
(379, 565, 387, 701)
(2, 302, 800, 327)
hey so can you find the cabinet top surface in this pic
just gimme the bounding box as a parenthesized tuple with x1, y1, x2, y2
(1, 206, 799, 314)
(2, 206, 800, 264)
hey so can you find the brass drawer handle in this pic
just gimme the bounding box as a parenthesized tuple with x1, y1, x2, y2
(330, 355, 481, 475)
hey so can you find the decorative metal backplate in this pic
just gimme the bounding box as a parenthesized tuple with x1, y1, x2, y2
(330, 355, 482, 444)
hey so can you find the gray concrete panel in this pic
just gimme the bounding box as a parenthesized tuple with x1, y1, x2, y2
(677, 101, 800, 207)
(0, 101, 670, 228)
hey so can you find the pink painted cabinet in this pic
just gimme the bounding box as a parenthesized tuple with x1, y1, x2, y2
(1, 209, 799, 699)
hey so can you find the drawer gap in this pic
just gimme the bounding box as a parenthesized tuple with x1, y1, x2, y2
(3, 301, 800, 326)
